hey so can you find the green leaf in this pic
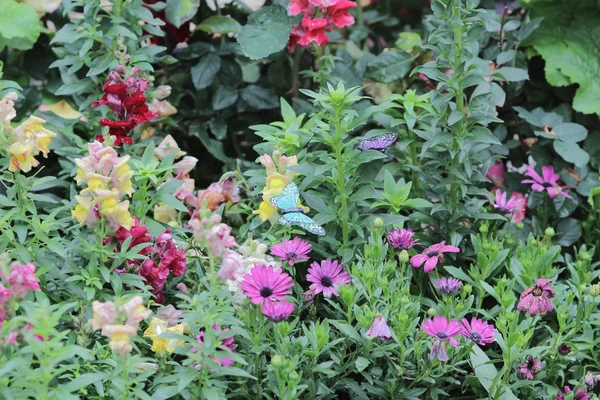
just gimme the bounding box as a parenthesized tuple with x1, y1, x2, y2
(366, 50, 414, 83)
(355, 357, 370, 372)
(197, 16, 242, 34)
(493, 67, 529, 82)
(212, 86, 238, 110)
(165, 0, 200, 29)
(395, 32, 421, 51)
(191, 53, 221, 90)
(553, 140, 590, 166)
(0, 0, 41, 44)
(241, 85, 278, 110)
(192, 125, 231, 163)
(556, 217, 582, 246)
(553, 122, 588, 142)
(237, 5, 292, 60)
(470, 346, 519, 400)
(55, 80, 93, 96)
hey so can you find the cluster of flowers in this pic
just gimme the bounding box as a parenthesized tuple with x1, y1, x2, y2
(0, 92, 57, 173)
(239, 236, 351, 322)
(111, 219, 187, 303)
(287, 0, 356, 52)
(254, 151, 303, 223)
(89, 296, 151, 357)
(92, 59, 158, 146)
(0, 256, 40, 329)
(72, 141, 135, 230)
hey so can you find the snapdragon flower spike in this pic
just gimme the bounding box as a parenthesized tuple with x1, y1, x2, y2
(387, 228, 418, 251)
(306, 259, 352, 298)
(460, 317, 497, 346)
(490, 189, 526, 223)
(517, 278, 555, 316)
(270, 237, 312, 266)
(410, 241, 460, 273)
(262, 300, 295, 323)
(365, 316, 393, 341)
(421, 315, 462, 362)
(7, 261, 40, 299)
(516, 356, 542, 380)
(240, 265, 294, 305)
(522, 164, 572, 199)
(113, 217, 153, 255)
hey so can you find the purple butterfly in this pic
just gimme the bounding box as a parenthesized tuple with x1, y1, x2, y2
(356, 133, 398, 152)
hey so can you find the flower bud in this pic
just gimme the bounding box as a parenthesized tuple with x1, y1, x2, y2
(479, 225, 488, 234)
(289, 371, 299, 381)
(398, 250, 409, 263)
(131, 66, 141, 76)
(374, 217, 384, 230)
(557, 343, 571, 355)
(544, 227, 555, 238)
(589, 284, 600, 297)
(176, 283, 188, 293)
(516, 222, 524, 230)
(462, 284, 472, 295)
(271, 355, 282, 367)
(115, 65, 126, 74)
(580, 251, 593, 262)
(427, 308, 436, 317)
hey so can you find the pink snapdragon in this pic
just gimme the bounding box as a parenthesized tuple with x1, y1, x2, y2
(7, 262, 40, 298)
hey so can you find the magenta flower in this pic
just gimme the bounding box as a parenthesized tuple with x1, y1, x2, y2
(421, 315, 462, 361)
(365, 316, 393, 341)
(517, 278, 555, 316)
(490, 189, 527, 223)
(433, 277, 463, 295)
(195, 325, 236, 367)
(387, 228, 418, 251)
(7, 262, 40, 298)
(410, 241, 460, 273)
(556, 387, 591, 400)
(516, 356, 542, 380)
(270, 237, 312, 266)
(486, 160, 505, 187)
(522, 165, 572, 199)
(306, 259, 351, 298)
(557, 344, 571, 355)
(460, 317, 497, 346)
(240, 265, 294, 305)
(262, 300, 295, 323)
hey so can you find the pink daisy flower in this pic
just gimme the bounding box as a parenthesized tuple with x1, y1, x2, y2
(421, 315, 462, 361)
(522, 164, 572, 199)
(410, 241, 460, 273)
(387, 228, 418, 251)
(240, 265, 294, 305)
(517, 278, 555, 316)
(262, 300, 295, 323)
(270, 237, 312, 266)
(490, 189, 527, 223)
(306, 259, 351, 298)
(365, 316, 393, 341)
(433, 277, 463, 295)
(460, 317, 497, 346)
(556, 386, 591, 400)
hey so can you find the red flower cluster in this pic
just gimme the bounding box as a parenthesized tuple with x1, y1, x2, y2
(112, 218, 186, 303)
(287, 0, 356, 52)
(92, 66, 158, 146)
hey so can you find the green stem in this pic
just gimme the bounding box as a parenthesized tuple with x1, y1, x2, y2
(291, 47, 302, 96)
(452, 1, 464, 112)
(356, 0, 364, 26)
(113, 0, 124, 18)
(332, 110, 350, 247)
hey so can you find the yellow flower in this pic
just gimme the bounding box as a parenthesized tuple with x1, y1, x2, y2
(8, 141, 39, 173)
(87, 177, 106, 191)
(99, 197, 134, 230)
(102, 324, 137, 357)
(38, 100, 84, 120)
(254, 200, 279, 223)
(13, 116, 57, 157)
(72, 195, 98, 227)
(143, 318, 185, 353)
(154, 203, 179, 226)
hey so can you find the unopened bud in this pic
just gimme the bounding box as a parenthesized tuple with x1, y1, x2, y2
(589, 284, 600, 297)
(544, 227, 555, 238)
(271, 355, 282, 367)
(176, 283, 188, 293)
(462, 284, 472, 295)
(479, 225, 488, 234)
(399, 250, 409, 263)
(427, 308, 436, 317)
(516, 222, 524, 230)
(131, 66, 141, 75)
(374, 217, 384, 229)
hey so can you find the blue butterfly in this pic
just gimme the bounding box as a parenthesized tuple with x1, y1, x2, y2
(269, 183, 326, 236)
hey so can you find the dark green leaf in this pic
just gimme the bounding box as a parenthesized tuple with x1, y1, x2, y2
(191, 53, 221, 90)
(237, 5, 293, 60)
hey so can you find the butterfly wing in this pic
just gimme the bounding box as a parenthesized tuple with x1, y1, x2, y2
(357, 133, 398, 151)
(269, 182, 300, 211)
(279, 213, 326, 236)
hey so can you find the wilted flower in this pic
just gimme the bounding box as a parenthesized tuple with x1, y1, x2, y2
(365, 316, 393, 341)
(262, 300, 295, 322)
(584, 372, 600, 389)
(460, 317, 497, 346)
(174, 156, 198, 179)
(557, 343, 571, 355)
(387, 228, 418, 251)
(433, 277, 463, 295)
(517, 278, 555, 316)
(410, 241, 460, 273)
(240, 264, 294, 304)
(421, 315, 462, 362)
(306, 259, 351, 298)
(556, 386, 591, 400)
(156, 305, 182, 327)
(6, 262, 40, 298)
(270, 237, 312, 266)
(522, 164, 571, 199)
(516, 356, 542, 380)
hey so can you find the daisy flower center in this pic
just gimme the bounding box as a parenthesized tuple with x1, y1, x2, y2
(436, 332, 448, 339)
(320, 276, 333, 287)
(287, 252, 298, 259)
(426, 250, 439, 257)
(470, 332, 481, 340)
(541, 182, 553, 188)
(260, 287, 273, 297)
(532, 287, 543, 297)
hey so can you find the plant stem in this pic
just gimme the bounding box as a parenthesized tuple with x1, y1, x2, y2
(113, 0, 124, 18)
(452, 1, 464, 112)
(356, 0, 364, 26)
(332, 109, 350, 247)
(291, 47, 302, 96)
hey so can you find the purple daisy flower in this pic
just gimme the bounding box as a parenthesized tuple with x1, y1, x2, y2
(490, 189, 527, 223)
(410, 241, 460, 273)
(556, 386, 591, 400)
(433, 277, 463, 295)
(306, 259, 351, 298)
(240, 265, 294, 305)
(270, 237, 312, 266)
(522, 164, 572, 199)
(365, 316, 393, 341)
(387, 228, 418, 251)
(421, 315, 462, 361)
(460, 317, 497, 346)
(516, 356, 542, 380)
(262, 300, 294, 323)
(517, 278, 555, 316)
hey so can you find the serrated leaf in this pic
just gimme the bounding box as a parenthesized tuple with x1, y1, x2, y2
(165, 0, 200, 29)
(0, 0, 40, 44)
(191, 53, 221, 90)
(212, 86, 238, 110)
(237, 5, 292, 60)
(366, 50, 414, 83)
(241, 85, 278, 110)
